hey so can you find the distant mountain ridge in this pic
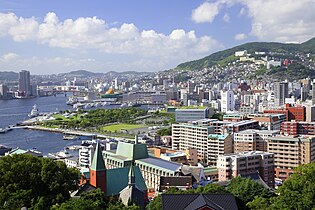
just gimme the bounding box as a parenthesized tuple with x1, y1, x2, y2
(176, 37, 315, 70)
(0, 71, 18, 81)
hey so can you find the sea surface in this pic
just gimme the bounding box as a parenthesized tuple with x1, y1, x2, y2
(0, 94, 79, 155)
(0, 94, 159, 155)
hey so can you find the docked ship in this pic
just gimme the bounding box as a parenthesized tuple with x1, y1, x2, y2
(66, 96, 78, 105)
(48, 148, 73, 159)
(28, 104, 39, 118)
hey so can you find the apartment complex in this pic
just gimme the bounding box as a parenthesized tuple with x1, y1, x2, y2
(267, 135, 315, 180)
(281, 121, 315, 135)
(217, 151, 275, 188)
(172, 123, 233, 164)
(234, 129, 279, 153)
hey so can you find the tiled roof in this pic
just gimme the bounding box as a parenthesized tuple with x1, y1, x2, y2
(162, 194, 238, 210)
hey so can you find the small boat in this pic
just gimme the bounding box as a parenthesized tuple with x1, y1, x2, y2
(28, 104, 39, 118)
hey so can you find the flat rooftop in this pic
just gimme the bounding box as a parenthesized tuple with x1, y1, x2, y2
(236, 129, 280, 135)
(136, 157, 182, 172)
(220, 151, 273, 158)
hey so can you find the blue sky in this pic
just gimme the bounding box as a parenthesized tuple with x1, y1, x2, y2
(0, 0, 314, 74)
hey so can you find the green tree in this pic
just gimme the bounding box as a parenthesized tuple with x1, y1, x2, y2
(194, 183, 228, 194)
(246, 196, 272, 210)
(227, 177, 274, 209)
(212, 112, 223, 120)
(156, 127, 171, 136)
(271, 163, 315, 210)
(52, 189, 106, 210)
(0, 154, 80, 209)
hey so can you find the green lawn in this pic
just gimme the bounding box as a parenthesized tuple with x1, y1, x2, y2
(52, 114, 81, 121)
(102, 123, 146, 132)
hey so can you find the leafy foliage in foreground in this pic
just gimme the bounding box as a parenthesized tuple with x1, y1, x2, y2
(0, 154, 80, 209)
(149, 162, 315, 210)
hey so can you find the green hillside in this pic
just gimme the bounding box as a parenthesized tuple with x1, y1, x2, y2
(176, 37, 315, 70)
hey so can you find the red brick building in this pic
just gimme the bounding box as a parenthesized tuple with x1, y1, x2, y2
(281, 121, 315, 135)
(264, 104, 305, 121)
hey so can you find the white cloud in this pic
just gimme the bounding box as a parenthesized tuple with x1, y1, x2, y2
(234, 33, 247, 41)
(1, 52, 19, 61)
(0, 11, 224, 71)
(192, 0, 315, 43)
(223, 13, 230, 22)
(241, 0, 315, 42)
(0, 12, 225, 73)
(9, 16, 38, 41)
(192, 2, 221, 23)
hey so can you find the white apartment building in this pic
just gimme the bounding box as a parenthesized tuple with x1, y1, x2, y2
(221, 90, 235, 113)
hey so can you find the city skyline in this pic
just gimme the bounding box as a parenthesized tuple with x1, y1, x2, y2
(0, 0, 315, 74)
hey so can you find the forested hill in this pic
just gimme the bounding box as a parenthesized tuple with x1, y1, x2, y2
(176, 37, 315, 70)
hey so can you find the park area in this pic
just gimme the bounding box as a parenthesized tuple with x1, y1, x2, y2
(102, 123, 147, 132)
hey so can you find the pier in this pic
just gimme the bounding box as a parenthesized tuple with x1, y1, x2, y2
(24, 125, 123, 140)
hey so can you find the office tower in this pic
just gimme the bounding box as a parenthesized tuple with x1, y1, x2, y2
(188, 81, 195, 93)
(274, 81, 288, 106)
(114, 78, 119, 89)
(312, 80, 315, 105)
(220, 90, 235, 112)
(0, 84, 9, 99)
(18, 70, 31, 96)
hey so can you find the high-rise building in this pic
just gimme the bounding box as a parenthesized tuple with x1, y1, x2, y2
(274, 81, 288, 106)
(217, 151, 275, 188)
(0, 84, 9, 99)
(114, 78, 119, 89)
(220, 90, 235, 112)
(312, 80, 315, 105)
(18, 70, 31, 97)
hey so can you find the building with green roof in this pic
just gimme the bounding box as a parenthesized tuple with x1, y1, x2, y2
(76, 142, 148, 203)
(103, 137, 182, 191)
